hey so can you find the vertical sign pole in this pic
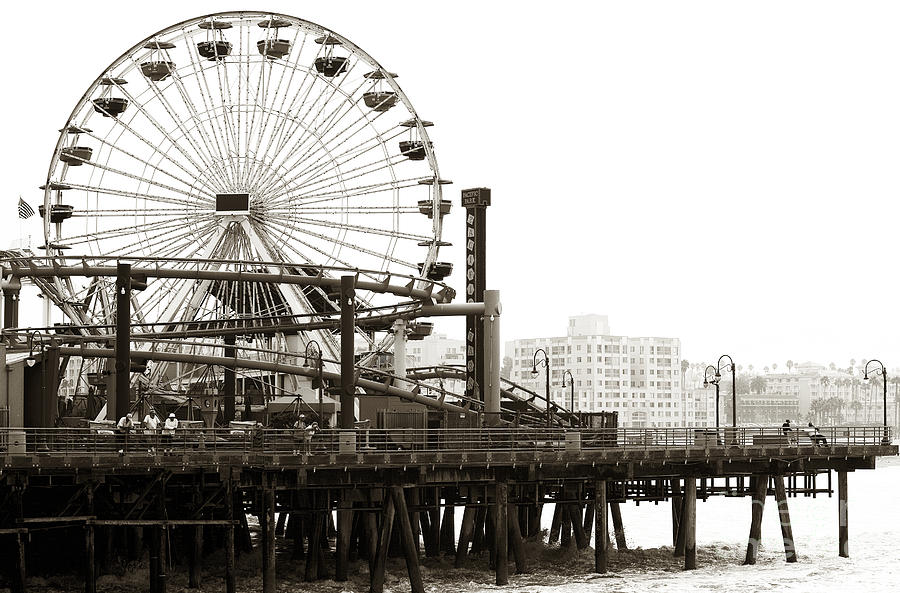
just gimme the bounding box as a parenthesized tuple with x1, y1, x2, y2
(114, 263, 131, 422)
(462, 188, 491, 417)
(340, 275, 357, 430)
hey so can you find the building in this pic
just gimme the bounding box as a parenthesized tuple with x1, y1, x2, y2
(505, 315, 689, 428)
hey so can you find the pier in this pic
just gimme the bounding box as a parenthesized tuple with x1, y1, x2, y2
(0, 425, 894, 592)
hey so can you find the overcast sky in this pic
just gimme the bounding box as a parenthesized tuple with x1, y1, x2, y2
(2, 1, 900, 372)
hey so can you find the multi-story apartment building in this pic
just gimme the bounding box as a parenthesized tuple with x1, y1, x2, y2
(505, 315, 687, 428)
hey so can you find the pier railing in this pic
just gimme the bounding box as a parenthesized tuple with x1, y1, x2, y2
(0, 425, 892, 457)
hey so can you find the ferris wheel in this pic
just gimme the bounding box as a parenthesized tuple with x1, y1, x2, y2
(34, 11, 452, 381)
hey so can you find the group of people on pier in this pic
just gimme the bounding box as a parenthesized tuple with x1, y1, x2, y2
(781, 419, 827, 446)
(115, 409, 181, 453)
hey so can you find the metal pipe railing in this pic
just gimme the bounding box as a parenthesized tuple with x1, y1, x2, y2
(0, 425, 892, 458)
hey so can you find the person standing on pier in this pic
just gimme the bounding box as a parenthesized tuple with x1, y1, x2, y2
(116, 412, 135, 454)
(143, 409, 160, 454)
(163, 413, 179, 454)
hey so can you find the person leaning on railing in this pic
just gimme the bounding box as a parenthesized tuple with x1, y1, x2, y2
(162, 413, 179, 454)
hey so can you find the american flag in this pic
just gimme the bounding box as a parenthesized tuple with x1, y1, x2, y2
(18, 197, 35, 219)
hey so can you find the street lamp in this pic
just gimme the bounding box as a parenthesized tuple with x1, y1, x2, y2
(561, 369, 575, 425)
(702, 364, 720, 428)
(532, 348, 551, 427)
(863, 359, 890, 445)
(717, 354, 737, 429)
(304, 340, 324, 423)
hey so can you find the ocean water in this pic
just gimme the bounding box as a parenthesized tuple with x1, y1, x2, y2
(22, 454, 899, 593)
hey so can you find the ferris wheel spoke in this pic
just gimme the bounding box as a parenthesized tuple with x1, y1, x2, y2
(113, 84, 226, 192)
(271, 176, 420, 209)
(60, 216, 200, 245)
(283, 122, 404, 193)
(254, 72, 368, 195)
(82, 129, 217, 199)
(94, 111, 220, 196)
(268, 206, 418, 214)
(274, 150, 406, 203)
(252, 56, 365, 192)
(182, 45, 244, 187)
(280, 215, 431, 243)
(116, 218, 219, 259)
(265, 84, 387, 191)
(61, 181, 210, 209)
(72, 208, 200, 216)
(152, 51, 240, 189)
(264, 216, 416, 270)
(244, 29, 310, 189)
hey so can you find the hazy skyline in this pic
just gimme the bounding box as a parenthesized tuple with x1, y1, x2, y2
(3, 1, 900, 372)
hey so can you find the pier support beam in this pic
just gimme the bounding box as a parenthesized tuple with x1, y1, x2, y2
(744, 475, 768, 565)
(440, 503, 455, 554)
(454, 504, 476, 567)
(684, 476, 697, 570)
(391, 487, 424, 593)
(189, 525, 203, 588)
(508, 501, 527, 574)
(594, 480, 608, 574)
(85, 525, 96, 593)
(610, 502, 628, 550)
(495, 481, 509, 585)
(262, 482, 276, 593)
(224, 484, 236, 593)
(371, 491, 395, 593)
(336, 490, 352, 581)
(773, 476, 797, 562)
(12, 532, 26, 593)
(549, 503, 562, 545)
(838, 470, 849, 558)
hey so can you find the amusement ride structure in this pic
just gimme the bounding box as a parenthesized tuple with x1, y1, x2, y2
(0, 12, 894, 593)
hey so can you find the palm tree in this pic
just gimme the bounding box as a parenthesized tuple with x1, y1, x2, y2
(748, 364, 754, 375)
(681, 359, 689, 386)
(772, 363, 778, 373)
(750, 375, 767, 395)
(764, 366, 769, 374)
(786, 360, 793, 374)
(850, 399, 863, 423)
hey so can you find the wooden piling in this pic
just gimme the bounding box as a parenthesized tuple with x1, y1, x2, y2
(673, 495, 686, 557)
(364, 508, 378, 569)
(495, 481, 509, 585)
(224, 482, 236, 593)
(150, 526, 160, 593)
(306, 496, 324, 581)
(275, 511, 287, 537)
(439, 502, 455, 554)
(610, 502, 628, 550)
(508, 502, 527, 574)
(426, 487, 441, 557)
(838, 470, 849, 558)
(454, 504, 477, 568)
(773, 476, 797, 562)
(570, 503, 589, 549)
(157, 527, 167, 593)
(188, 525, 203, 588)
(583, 499, 595, 542)
(549, 503, 562, 544)
(744, 475, 768, 565)
(560, 505, 572, 547)
(370, 491, 395, 593)
(336, 490, 352, 581)
(263, 483, 276, 593)
(85, 525, 96, 593)
(684, 476, 697, 570)
(391, 486, 424, 593)
(594, 480, 608, 574)
(670, 478, 683, 546)
(408, 487, 421, 555)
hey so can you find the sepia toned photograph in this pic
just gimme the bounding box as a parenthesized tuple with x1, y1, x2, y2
(0, 2, 897, 592)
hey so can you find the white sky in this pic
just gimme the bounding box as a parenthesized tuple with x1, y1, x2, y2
(2, 1, 900, 371)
